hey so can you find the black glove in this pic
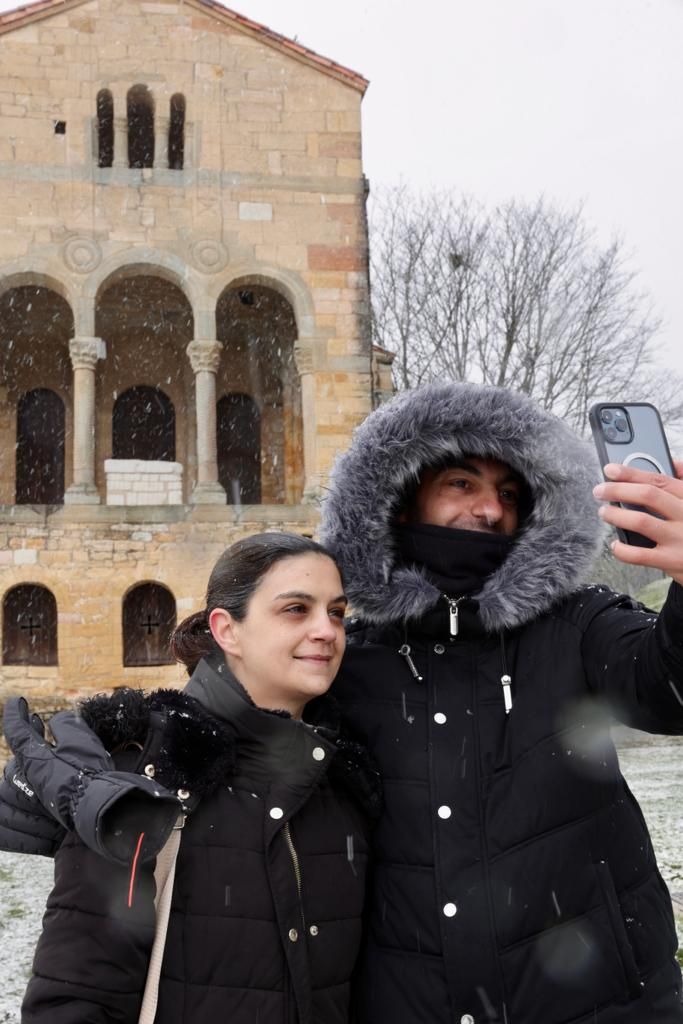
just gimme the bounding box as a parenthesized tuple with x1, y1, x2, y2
(0, 756, 66, 856)
(3, 697, 182, 866)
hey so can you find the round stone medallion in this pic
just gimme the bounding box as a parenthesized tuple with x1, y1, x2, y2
(190, 239, 228, 273)
(62, 237, 102, 273)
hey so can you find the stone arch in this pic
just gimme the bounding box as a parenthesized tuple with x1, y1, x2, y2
(95, 268, 193, 498)
(122, 581, 176, 666)
(2, 583, 58, 666)
(215, 279, 303, 504)
(87, 250, 200, 315)
(0, 282, 74, 505)
(0, 268, 74, 309)
(207, 264, 317, 359)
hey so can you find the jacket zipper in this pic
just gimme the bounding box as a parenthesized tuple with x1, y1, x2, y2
(283, 821, 306, 928)
(443, 595, 465, 638)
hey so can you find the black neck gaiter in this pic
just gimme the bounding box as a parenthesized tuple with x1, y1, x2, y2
(395, 522, 515, 597)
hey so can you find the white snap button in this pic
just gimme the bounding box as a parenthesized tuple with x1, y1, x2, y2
(177, 788, 190, 801)
(144, 764, 155, 778)
(312, 746, 325, 761)
(460, 1016, 475, 1024)
(288, 928, 298, 942)
(269, 807, 284, 820)
(434, 712, 447, 725)
(437, 805, 452, 819)
(434, 643, 445, 654)
(443, 902, 457, 917)
(309, 924, 319, 936)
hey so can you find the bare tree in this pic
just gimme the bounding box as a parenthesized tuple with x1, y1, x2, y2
(370, 186, 683, 432)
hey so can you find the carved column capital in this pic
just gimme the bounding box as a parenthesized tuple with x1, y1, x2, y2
(187, 339, 222, 375)
(69, 336, 104, 371)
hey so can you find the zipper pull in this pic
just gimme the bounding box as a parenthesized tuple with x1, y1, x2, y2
(501, 673, 513, 714)
(399, 644, 423, 682)
(444, 596, 462, 638)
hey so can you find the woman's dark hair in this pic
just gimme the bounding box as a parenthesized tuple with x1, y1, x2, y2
(170, 532, 340, 674)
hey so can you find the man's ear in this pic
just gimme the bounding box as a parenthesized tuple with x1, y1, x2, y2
(209, 607, 241, 659)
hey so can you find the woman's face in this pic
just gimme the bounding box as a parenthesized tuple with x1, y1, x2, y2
(210, 553, 347, 717)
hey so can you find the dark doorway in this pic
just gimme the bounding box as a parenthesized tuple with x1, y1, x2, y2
(2, 584, 58, 666)
(122, 583, 176, 666)
(217, 393, 261, 504)
(112, 386, 175, 461)
(16, 388, 65, 504)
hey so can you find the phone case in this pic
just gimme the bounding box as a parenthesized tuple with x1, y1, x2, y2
(588, 402, 675, 548)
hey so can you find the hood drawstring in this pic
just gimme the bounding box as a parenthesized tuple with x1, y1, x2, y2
(500, 634, 513, 714)
(399, 623, 423, 682)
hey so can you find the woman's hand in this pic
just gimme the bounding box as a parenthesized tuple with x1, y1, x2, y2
(592, 459, 683, 585)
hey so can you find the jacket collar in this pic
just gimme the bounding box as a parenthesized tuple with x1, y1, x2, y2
(321, 382, 605, 632)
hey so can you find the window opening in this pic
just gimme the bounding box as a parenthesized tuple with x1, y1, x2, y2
(54, 121, 66, 135)
(96, 89, 113, 167)
(2, 584, 58, 666)
(168, 93, 185, 171)
(127, 84, 154, 169)
(112, 386, 175, 461)
(217, 393, 261, 504)
(16, 388, 65, 504)
(123, 583, 176, 666)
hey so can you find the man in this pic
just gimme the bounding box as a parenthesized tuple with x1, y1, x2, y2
(3, 381, 683, 1023)
(320, 382, 683, 1024)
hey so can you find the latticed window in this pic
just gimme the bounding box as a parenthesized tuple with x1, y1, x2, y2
(122, 583, 176, 666)
(113, 386, 175, 461)
(2, 584, 58, 666)
(217, 393, 261, 504)
(16, 388, 65, 504)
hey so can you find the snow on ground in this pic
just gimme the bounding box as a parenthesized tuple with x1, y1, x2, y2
(0, 734, 681, 1022)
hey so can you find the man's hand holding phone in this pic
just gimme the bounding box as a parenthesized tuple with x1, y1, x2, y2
(593, 459, 683, 585)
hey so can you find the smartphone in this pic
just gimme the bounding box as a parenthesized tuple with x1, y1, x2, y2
(589, 402, 675, 548)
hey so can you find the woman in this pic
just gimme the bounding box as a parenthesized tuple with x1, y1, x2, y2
(8, 532, 380, 1024)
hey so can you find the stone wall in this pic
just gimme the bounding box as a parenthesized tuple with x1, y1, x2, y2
(104, 459, 184, 506)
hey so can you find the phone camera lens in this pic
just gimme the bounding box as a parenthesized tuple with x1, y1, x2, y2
(604, 426, 618, 442)
(614, 416, 628, 433)
(600, 409, 614, 424)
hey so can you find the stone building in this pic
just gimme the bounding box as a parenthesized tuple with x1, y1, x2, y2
(0, 0, 380, 704)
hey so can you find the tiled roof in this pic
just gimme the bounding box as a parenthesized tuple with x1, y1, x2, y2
(0, 0, 369, 93)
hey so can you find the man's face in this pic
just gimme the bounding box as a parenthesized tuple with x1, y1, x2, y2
(407, 457, 521, 535)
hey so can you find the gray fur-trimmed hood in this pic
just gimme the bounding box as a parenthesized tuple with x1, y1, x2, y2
(320, 382, 604, 632)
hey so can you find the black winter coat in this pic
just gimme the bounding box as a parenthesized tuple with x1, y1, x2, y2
(19, 659, 379, 1024)
(321, 382, 683, 1024)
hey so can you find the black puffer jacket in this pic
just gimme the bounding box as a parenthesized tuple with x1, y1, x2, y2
(321, 383, 683, 1024)
(20, 658, 379, 1024)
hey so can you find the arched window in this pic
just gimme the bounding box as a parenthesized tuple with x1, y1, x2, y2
(112, 386, 175, 461)
(96, 89, 114, 168)
(168, 93, 185, 171)
(16, 388, 65, 504)
(122, 583, 176, 666)
(217, 393, 261, 504)
(127, 84, 154, 169)
(3, 585, 58, 666)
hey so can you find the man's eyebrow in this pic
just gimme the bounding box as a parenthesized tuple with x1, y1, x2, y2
(272, 591, 348, 604)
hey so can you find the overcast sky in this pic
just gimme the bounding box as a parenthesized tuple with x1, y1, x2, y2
(2, 0, 681, 382)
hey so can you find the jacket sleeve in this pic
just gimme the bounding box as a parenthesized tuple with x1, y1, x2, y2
(22, 832, 156, 1023)
(0, 759, 65, 857)
(574, 581, 683, 733)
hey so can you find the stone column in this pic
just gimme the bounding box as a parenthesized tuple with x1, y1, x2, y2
(113, 116, 128, 169)
(64, 337, 104, 504)
(187, 339, 225, 504)
(154, 116, 169, 170)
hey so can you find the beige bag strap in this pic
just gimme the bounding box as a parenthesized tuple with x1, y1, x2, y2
(137, 819, 183, 1024)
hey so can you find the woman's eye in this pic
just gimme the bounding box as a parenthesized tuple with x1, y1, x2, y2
(283, 604, 307, 615)
(329, 607, 346, 620)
